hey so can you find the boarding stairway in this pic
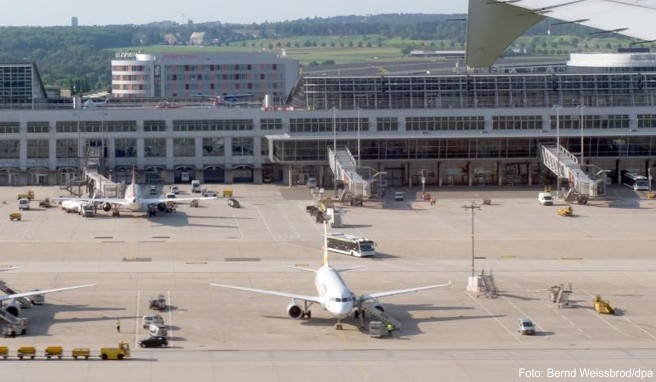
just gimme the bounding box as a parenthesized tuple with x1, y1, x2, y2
(359, 301, 402, 331)
(539, 144, 606, 203)
(0, 282, 32, 308)
(549, 283, 573, 308)
(328, 146, 371, 204)
(479, 271, 498, 299)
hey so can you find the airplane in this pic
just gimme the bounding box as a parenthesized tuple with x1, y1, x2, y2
(56, 167, 216, 217)
(192, 93, 256, 107)
(466, 0, 656, 67)
(0, 267, 94, 317)
(211, 223, 450, 330)
(82, 98, 110, 109)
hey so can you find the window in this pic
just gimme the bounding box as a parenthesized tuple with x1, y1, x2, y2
(173, 138, 195, 157)
(27, 140, 48, 159)
(202, 137, 225, 157)
(144, 138, 166, 157)
(114, 138, 137, 158)
(232, 137, 253, 156)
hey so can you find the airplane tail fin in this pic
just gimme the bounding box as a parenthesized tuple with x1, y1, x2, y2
(322, 221, 329, 267)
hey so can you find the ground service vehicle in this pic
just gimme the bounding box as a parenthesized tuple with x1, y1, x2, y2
(100, 341, 130, 360)
(18, 198, 30, 210)
(191, 180, 201, 193)
(148, 323, 168, 336)
(170, 185, 179, 194)
(142, 314, 164, 329)
(80, 203, 95, 217)
(622, 172, 650, 191)
(518, 317, 536, 335)
(149, 185, 158, 195)
(139, 336, 168, 348)
(306, 177, 317, 188)
(9, 212, 21, 221)
(538, 192, 553, 206)
(394, 191, 405, 201)
(326, 233, 376, 257)
(45, 346, 63, 359)
(17, 346, 36, 359)
(72, 348, 90, 359)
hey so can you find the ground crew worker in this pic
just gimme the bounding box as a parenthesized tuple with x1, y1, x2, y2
(116, 319, 121, 333)
(386, 322, 394, 336)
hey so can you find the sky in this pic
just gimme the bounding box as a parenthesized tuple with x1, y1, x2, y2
(0, 0, 468, 26)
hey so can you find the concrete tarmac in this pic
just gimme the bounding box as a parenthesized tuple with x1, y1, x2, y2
(0, 184, 655, 381)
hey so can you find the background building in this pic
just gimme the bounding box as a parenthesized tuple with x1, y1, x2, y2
(110, 52, 299, 105)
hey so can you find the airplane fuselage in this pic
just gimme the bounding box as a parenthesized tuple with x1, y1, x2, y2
(314, 265, 354, 320)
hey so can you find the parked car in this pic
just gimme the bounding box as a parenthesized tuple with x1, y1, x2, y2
(169, 185, 179, 194)
(138, 335, 168, 348)
(394, 191, 405, 201)
(203, 190, 218, 197)
(518, 317, 536, 335)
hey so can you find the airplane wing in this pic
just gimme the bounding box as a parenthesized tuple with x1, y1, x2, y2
(361, 281, 451, 301)
(141, 196, 217, 205)
(466, 0, 656, 67)
(211, 283, 323, 304)
(0, 284, 95, 302)
(0, 266, 22, 273)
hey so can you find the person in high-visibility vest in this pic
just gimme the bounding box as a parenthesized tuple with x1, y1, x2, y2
(386, 322, 394, 335)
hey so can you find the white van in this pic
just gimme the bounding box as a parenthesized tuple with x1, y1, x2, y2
(538, 192, 554, 206)
(191, 180, 201, 193)
(148, 323, 168, 336)
(306, 177, 317, 188)
(18, 198, 30, 210)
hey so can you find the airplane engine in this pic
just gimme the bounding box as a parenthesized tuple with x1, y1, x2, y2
(102, 202, 112, 212)
(374, 305, 385, 312)
(286, 303, 303, 319)
(4, 300, 21, 316)
(157, 203, 167, 212)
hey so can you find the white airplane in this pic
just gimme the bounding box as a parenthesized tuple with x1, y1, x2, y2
(212, 224, 450, 330)
(82, 98, 110, 109)
(0, 267, 94, 316)
(57, 168, 215, 216)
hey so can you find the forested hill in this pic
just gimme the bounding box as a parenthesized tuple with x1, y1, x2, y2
(0, 13, 630, 92)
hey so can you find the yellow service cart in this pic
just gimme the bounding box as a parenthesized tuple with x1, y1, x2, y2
(9, 212, 21, 221)
(557, 206, 573, 217)
(222, 188, 233, 198)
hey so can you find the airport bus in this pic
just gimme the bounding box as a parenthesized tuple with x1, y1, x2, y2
(326, 233, 376, 257)
(622, 172, 650, 191)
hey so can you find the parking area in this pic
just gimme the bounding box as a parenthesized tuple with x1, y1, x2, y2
(0, 184, 655, 380)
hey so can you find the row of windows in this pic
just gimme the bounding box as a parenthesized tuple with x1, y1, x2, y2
(1, 137, 255, 159)
(406, 117, 485, 131)
(289, 118, 370, 133)
(8, 115, 656, 134)
(55, 121, 137, 133)
(492, 116, 542, 130)
(173, 119, 253, 131)
(271, 136, 656, 162)
(168, 73, 275, 81)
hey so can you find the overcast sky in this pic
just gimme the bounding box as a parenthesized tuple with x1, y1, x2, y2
(0, 0, 468, 26)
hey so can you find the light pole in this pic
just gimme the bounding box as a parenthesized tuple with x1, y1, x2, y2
(332, 107, 337, 186)
(578, 98, 585, 165)
(357, 107, 361, 167)
(463, 202, 481, 277)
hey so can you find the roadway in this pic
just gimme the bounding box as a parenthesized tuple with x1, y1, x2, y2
(0, 184, 654, 381)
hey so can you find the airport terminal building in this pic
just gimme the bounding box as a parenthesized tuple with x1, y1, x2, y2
(1, 52, 656, 188)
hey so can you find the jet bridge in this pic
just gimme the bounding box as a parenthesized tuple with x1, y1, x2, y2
(539, 144, 606, 204)
(328, 146, 372, 203)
